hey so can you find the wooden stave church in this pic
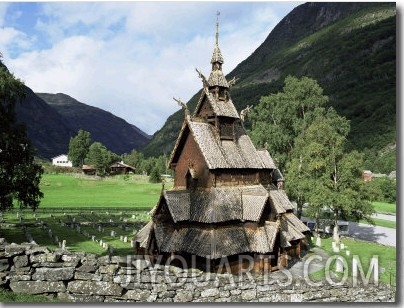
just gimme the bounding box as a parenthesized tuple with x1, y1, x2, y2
(134, 21, 310, 274)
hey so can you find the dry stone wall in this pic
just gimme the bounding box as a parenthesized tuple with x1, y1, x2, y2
(0, 239, 395, 302)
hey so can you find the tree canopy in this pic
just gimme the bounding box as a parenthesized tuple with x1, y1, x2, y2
(0, 66, 43, 211)
(250, 75, 375, 243)
(85, 142, 119, 176)
(68, 129, 91, 167)
(250, 75, 328, 171)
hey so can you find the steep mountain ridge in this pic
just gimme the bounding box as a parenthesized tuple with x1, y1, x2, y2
(36, 93, 151, 158)
(141, 2, 396, 162)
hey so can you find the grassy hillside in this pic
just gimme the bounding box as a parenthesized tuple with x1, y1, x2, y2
(141, 3, 396, 173)
(39, 173, 164, 208)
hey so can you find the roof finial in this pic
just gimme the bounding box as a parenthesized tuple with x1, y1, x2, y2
(216, 11, 220, 46)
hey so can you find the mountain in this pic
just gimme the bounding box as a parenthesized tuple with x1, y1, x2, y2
(141, 2, 396, 163)
(9, 82, 151, 160)
(13, 88, 73, 160)
(35, 93, 151, 159)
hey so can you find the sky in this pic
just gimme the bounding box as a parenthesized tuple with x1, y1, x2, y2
(0, 1, 302, 135)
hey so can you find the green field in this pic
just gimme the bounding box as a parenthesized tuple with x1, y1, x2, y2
(360, 217, 396, 229)
(372, 201, 396, 214)
(39, 173, 165, 208)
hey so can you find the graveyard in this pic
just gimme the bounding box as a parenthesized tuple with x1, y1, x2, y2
(0, 173, 164, 256)
(0, 207, 151, 257)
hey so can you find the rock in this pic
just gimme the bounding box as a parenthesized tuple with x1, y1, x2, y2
(57, 292, 105, 302)
(98, 264, 119, 275)
(67, 281, 123, 296)
(0, 258, 10, 272)
(25, 246, 50, 255)
(13, 255, 29, 268)
(132, 259, 151, 271)
(173, 290, 194, 302)
(8, 273, 31, 281)
(32, 267, 75, 281)
(5, 244, 26, 257)
(30, 253, 60, 263)
(10, 281, 66, 294)
(241, 289, 257, 301)
(123, 289, 154, 301)
(201, 287, 219, 298)
(76, 263, 99, 273)
(74, 272, 103, 281)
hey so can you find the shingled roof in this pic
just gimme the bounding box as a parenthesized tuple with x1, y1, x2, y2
(153, 222, 279, 259)
(203, 89, 238, 118)
(268, 188, 295, 214)
(169, 116, 276, 170)
(159, 185, 269, 223)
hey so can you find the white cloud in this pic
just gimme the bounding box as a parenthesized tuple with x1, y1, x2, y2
(4, 2, 300, 135)
(0, 2, 9, 27)
(0, 27, 33, 59)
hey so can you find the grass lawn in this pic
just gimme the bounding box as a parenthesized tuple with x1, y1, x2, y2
(360, 218, 396, 229)
(0, 287, 60, 302)
(308, 236, 396, 286)
(372, 201, 396, 214)
(39, 173, 166, 208)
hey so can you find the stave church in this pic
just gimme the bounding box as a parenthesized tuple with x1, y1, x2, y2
(134, 18, 310, 274)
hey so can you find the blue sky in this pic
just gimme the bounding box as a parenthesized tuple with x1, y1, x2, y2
(0, 1, 302, 135)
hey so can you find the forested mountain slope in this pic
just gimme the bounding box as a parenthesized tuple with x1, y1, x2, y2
(142, 2, 396, 170)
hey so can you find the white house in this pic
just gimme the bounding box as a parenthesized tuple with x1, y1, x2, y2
(51, 154, 73, 167)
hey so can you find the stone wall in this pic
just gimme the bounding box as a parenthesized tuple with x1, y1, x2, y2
(0, 239, 395, 302)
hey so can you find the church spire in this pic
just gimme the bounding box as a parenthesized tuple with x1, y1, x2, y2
(215, 11, 219, 46)
(209, 11, 228, 89)
(211, 11, 224, 65)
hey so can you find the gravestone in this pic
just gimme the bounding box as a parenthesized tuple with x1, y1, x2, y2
(315, 236, 321, 247)
(335, 257, 344, 273)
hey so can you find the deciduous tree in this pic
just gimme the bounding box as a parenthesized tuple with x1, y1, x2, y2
(250, 75, 328, 171)
(68, 129, 91, 167)
(287, 111, 374, 243)
(0, 65, 43, 211)
(85, 142, 119, 176)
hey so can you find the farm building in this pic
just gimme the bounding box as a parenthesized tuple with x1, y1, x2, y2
(51, 154, 72, 167)
(82, 165, 96, 175)
(110, 161, 136, 175)
(134, 21, 310, 274)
